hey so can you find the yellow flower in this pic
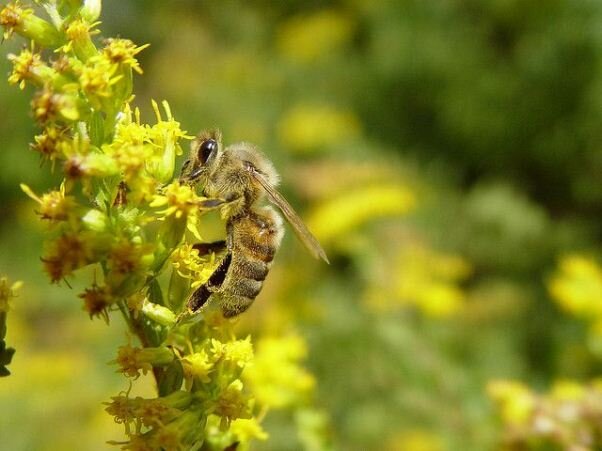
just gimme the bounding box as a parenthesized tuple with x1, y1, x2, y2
(63, 19, 99, 61)
(134, 398, 181, 429)
(307, 184, 415, 243)
(278, 104, 361, 153)
(277, 10, 354, 63)
(182, 350, 213, 383)
(223, 336, 254, 369)
(366, 243, 470, 317)
(79, 283, 113, 320)
(170, 243, 217, 288)
(150, 182, 201, 219)
(114, 344, 174, 379)
(42, 231, 96, 282)
(7, 48, 56, 89)
(31, 125, 70, 163)
(105, 393, 138, 434)
(79, 54, 123, 105)
(551, 379, 586, 401)
(487, 380, 536, 425)
(549, 255, 602, 318)
(386, 430, 444, 451)
(214, 379, 252, 423)
(108, 238, 154, 275)
(145, 100, 191, 183)
(245, 335, 315, 409)
(31, 86, 81, 124)
(230, 418, 269, 443)
(0, 2, 61, 46)
(103, 38, 150, 74)
(20, 182, 77, 222)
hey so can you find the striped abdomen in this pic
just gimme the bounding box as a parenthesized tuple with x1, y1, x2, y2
(187, 206, 284, 317)
(219, 206, 284, 317)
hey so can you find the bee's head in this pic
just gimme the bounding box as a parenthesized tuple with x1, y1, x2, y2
(179, 130, 221, 185)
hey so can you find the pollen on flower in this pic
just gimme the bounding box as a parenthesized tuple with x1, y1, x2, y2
(103, 38, 150, 74)
(31, 125, 69, 163)
(79, 283, 113, 320)
(223, 337, 254, 369)
(0, 2, 32, 40)
(135, 398, 180, 428)
(21, 183, 77, 222)
(108, 239, 149, 275)
(170, 243, 217, 288)
(150, 182, 201, 218)
(114, 344, 154, 379)
(65, 19, 99, 42)
(230, 418, 269, 443)
(108, 143, 152, 180)
(8, 49, 51, 89)
(214, 379, 252, 423)
(182, 350, 213, 383)
(105, 394, 139, 434)
(31, 86, 80, 124)
(114, 345, 174, 379)
(79, 55, 122, 101)
(151, 427, 182, 451)
(42, 232, 94, 282)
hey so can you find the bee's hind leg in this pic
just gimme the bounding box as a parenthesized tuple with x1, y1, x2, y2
(192, 240, 227, 256)
(187, 252, 232, 312)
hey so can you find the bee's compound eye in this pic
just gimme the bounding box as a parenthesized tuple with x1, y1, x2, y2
(198, 139, 217, 164)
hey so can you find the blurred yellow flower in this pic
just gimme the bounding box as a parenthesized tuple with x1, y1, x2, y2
(487, 380, 536, 425)
(278, 104, 361, 153)
(245, 334, 315, 409)
(230, 418, 269, 443)
(489, 379, 602, 448)
(307, 184, 415, 243)
(400, 246, 469, 317)
(366, 243, 470, 317)
(551, 379, 586, 401)
(386, 430, 444, 451)
(549, 255, 602, 318)
(277, 10, 354, 63)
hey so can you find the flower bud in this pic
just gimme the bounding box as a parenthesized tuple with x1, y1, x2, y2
(142, 300, 177, 327)
(81, 0, 102, 23)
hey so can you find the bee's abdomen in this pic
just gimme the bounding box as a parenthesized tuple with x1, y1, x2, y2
(220, 206, 284, 317)
(237, 259, 270, 281)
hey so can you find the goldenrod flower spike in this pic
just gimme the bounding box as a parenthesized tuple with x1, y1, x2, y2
(1, 1, 322, 447)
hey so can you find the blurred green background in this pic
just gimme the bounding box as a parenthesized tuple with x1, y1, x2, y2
(3, 0, 602, 449)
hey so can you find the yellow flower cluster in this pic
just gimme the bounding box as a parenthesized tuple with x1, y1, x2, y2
(245, 334, 315, 409)
(549, 255, 602, 348)
(1, 2, 324, 449)
(367, 244, 471, 317)
(488, 379, 602, 449)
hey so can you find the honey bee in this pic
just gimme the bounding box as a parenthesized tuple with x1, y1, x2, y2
(179, 130, 328, 318)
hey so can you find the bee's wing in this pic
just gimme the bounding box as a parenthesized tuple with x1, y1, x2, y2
(252, 170, 329, 263)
